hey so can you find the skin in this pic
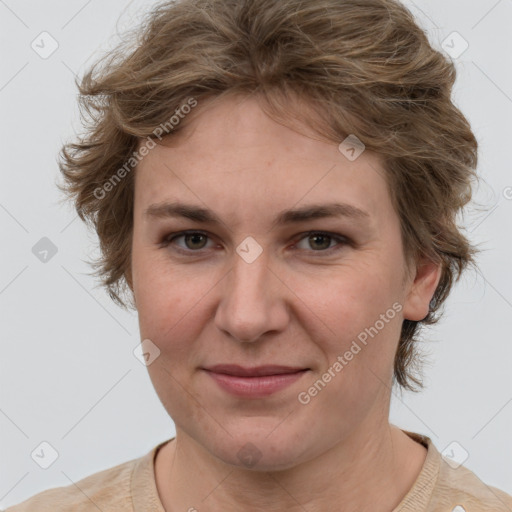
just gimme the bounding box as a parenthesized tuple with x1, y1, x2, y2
(128, 93, 441, 512)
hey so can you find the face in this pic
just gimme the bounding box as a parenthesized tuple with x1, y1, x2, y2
(130, 94, 440, 470)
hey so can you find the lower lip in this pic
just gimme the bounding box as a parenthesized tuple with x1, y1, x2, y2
(203, 370, 308, 398)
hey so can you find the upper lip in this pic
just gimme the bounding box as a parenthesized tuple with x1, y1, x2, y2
(203, 364, 309, 377)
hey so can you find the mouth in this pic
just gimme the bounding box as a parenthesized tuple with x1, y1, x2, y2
(203, 364, 309, 377)
(201, 364, 310, 398)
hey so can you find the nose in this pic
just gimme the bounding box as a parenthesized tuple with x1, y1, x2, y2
(214, 245, 290, 343)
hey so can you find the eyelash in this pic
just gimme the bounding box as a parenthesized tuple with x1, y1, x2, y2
(159, 230, 350, 256)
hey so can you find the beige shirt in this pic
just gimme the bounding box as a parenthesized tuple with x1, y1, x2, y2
(5, 430, 512, 511)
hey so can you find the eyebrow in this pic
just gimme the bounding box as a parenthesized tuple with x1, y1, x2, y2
(144, 200, 370, 228)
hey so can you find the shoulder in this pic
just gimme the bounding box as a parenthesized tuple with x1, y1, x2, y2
(433, 455, 512, 512)
(3, 449, 151, 512)
(399, 431, 512, 512)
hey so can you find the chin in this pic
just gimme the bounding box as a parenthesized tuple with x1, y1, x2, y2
(202, 428, 310, 472)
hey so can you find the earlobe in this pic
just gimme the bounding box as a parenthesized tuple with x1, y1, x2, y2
(402, 259, 442, 322)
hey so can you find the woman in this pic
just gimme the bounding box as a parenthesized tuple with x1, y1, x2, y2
(7, 0, 511, 510)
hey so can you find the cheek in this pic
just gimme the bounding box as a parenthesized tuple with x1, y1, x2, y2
(303, 262, 401, 331)
(297, 261, 404, 380)
(133, 254, 220, 359)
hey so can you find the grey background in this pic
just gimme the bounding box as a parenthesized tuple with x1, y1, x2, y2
(1, 0, 511, 508)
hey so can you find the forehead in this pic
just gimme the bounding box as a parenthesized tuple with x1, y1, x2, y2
(134, 95, 393, 229)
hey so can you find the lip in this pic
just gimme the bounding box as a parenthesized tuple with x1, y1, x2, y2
(204, 364, 308, 377)
(202, 365, 310, 398)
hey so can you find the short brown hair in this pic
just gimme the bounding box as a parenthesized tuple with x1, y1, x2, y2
(58, 0, 479, 392)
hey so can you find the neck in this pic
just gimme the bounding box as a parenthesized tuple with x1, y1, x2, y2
(155, 421, 427, 512)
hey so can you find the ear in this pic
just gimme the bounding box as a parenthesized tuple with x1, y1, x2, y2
(402, 258, 442, 321)
(125, 266, 136, 304)
(125, 266, 133, 291)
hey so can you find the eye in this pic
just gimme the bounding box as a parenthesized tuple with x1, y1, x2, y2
(159, 230, 350, 256)
(293, 231, 349, 254)
(159, 230, 216, 254)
